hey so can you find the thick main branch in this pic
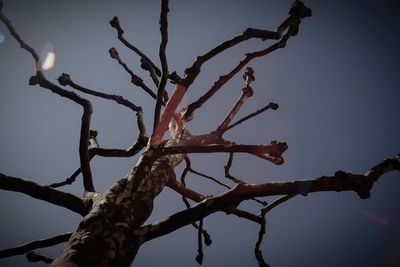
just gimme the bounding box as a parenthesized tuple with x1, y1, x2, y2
(0, 173, 85, 215)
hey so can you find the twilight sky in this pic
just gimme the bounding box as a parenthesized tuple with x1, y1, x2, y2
(0, 0, 399, 266)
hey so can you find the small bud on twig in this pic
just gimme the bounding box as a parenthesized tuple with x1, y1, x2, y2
(109, 47, 119, 59)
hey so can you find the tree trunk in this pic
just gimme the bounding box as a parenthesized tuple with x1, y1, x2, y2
(51, 157, 176, 267)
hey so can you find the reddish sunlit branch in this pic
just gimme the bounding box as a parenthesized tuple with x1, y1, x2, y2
(150, 83, 187, 145)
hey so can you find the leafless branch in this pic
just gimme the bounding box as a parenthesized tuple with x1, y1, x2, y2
(195, 219, 204, 265)
(217, 67, 254, 131)
(0, 173, 85, 215)
(161, 142, 288, 160)
(58, 73, 142, 113)
(221, 102, 279, 134)
(182, 29, 280, 88)
(0, 10, 95, 192)
(153, 0, 170, 131)
(182, 2, 312, 121)
(109, 47, 157, 100)
(0, 233, 72, 259)
(224, 152, 243, 184)
(167, 178, 262, 224)
(139, 155, 400, 243)
(254, 194, 295, 267)
(109, 16, 161, 77)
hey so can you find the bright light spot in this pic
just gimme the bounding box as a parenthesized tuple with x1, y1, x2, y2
(41, 52, 55, 70)
(38, 42, 55, 71)
(0, 32, 5, 44)
(360, 210, 389, 226)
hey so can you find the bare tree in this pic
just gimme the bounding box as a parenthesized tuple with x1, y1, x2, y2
(0, 1, 399, 266)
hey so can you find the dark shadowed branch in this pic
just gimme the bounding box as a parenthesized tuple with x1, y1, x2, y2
(153, 0, 170, 131)
(254, 194, 295, 267)
(109, 47, 157, 100)
(0, 9, 95, 192)
(109, 16, 161, 77)
(58, 73, 142, 113)
(140, 155, 400, 243)
(221, 102, 279, 134)
(0, 233, 72, 259)
(0, 173, 85, 215)
(49, 74, 148, 187)
(182, 1, 312, 121)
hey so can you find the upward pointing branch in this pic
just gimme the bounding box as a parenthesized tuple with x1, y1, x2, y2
(153, 0, 170, 131)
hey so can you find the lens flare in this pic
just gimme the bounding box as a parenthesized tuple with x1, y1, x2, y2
(360, 210, 389, 226)
(37, 42, 55, 71)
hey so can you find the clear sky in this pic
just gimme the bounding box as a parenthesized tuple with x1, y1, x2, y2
(0, 0, 399, 266)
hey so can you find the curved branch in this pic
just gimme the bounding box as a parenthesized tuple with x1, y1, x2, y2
(0, 232, 72, 259)
(182, 29, 280, 88)
(138, 155, 400, 242)
(182, 2, 312, 121)
(0, 173, 85, 215)
(1, 9, 95, 192)
(109, 47, 157, 100)
(153, 0, 170, 131)
(58, 73, 142, 113)
(110, 16, 161, 76)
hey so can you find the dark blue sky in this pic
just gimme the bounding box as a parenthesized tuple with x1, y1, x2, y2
(1, 1, 399, 266)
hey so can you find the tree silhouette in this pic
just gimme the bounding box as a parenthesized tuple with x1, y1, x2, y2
(0, 1, 399, 266)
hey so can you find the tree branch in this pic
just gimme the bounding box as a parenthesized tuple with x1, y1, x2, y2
(0, 173, 85, 215)
(182, 29, 280, 88)
(161, 142, 288, 160)
(109, 16, 161, 77)
(138, 155, 400, 243)
(153, 0, 170, 131)
(254, 194, 295, 267)
(58, 73, 142, 113)
(0, 232, 72, 259)
(0, 9, 95, 192)
(109, 47, 157, 100)
(221, 102, 279, 134)
(182, 1, 312, 121)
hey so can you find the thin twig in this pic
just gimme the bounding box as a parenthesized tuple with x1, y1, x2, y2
(179, 157, 212, 246)
(182, 29, 281, 88)
(222, 102, 279, 133)
(58, 73, 142, 112)
(110, 16, 161, 76)
(183, 2, 311, 121)
(224, 152, 244, 184)
(195, 219, 204, 265)
(109, 47, 157, 100)
(254, 194, 295, 267)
